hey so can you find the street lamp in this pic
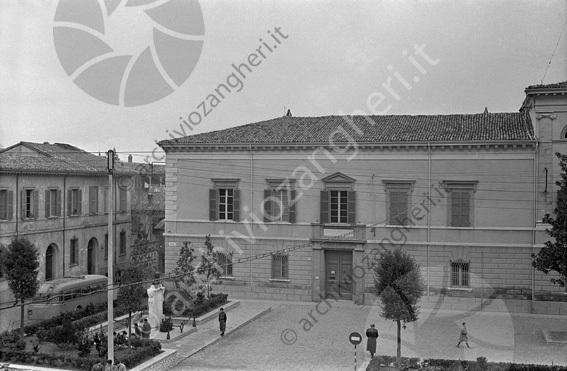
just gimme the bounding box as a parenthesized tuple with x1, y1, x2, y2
(106, 150, 115, 364)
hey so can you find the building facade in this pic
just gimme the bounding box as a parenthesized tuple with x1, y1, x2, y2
(0, 142, 134, 331)
(158, 82, 567, 314)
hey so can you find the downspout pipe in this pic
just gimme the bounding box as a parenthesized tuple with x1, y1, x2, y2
(15, 174, 19, 236)
(532, 141, 538, 313)
(63, 174, 67, 277)
(249, 144, 253, 288)
(427, 143, 431, 297)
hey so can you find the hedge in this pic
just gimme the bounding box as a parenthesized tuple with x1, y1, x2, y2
(367, 356, 567, 371)
(0, 340, 162, 371)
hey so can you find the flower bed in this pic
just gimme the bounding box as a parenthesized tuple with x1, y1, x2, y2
(367, 356, 567, 371)
(163, 293, 228, 318)
(0, 338, 162, 371)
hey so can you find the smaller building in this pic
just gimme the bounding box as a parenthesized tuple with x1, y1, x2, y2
(0, 142, 135, 332)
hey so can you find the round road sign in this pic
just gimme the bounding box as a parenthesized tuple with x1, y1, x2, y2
(349, 331, 362, 345)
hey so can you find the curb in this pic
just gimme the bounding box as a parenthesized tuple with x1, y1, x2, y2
(177, 306, 272, 361)
(358, 361, 369, 371)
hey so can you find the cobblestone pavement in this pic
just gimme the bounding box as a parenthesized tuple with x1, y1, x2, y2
(169, 299, 567, 371)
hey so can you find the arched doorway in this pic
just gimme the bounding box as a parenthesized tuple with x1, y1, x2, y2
(87, 238, 98, 274)
(45, 244, 57, 281)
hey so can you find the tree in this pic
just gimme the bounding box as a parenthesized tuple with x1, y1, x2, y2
(373, 248, 425, 369)
(196, 235, 223, 299)
(1, 237, 40, 338)
(116, 263, 150, 348)
(532, 152, 567, 288)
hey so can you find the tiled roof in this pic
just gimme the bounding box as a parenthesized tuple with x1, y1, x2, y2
(0, 142, 136, 175)
(122, 161, 165, 174)
(160, 112, 535, 146)
(526, 81, 567, 89)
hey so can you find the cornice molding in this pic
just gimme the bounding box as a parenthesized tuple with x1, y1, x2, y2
(161, 141, 537, 153)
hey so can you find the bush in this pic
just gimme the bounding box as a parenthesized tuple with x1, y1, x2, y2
(183, 293, 228, 317)
(159, 317, 173, 333)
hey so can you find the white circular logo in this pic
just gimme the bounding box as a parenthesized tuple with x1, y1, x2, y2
(53, 0, 204, 107)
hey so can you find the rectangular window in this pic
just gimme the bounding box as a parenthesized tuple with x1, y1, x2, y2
(0, 189, 13, 220)
(218, 252, 233, 276)
(383, 181, 415, 225)
(451, 261, 469, 287)
(445, 181, 477, 228)
(219, 189, 234, 220)
(21, 189, 38, 219)
(104, 233, 108, 260)
(451, 191, 471, 227)
(119, 188, 127, 212)
(271, 254, 289, 279)
(45, 189, 61, 218)
(89, 186, 98, 214)
(330, 190, 348, 223)
(209, 179, 240, 222)
(67, 188, 82, 216)
(263, 180, 296, 223)
(70, 237, 79, 265)
(119, 230, 126, 255)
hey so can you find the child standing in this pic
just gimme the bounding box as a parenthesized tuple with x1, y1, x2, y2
(456, 322, 470, 348)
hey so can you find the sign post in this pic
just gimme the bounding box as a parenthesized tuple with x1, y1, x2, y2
(349, 331, 362, 371)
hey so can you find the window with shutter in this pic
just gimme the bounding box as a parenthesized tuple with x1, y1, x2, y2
(69, 189, 81, 216)
(119, 188, 127, 212)
(119, 230, 126, 255)
(45, 189, 59, 218)
(70, 237, 79, 265)
(89, 186, 98, 214)
(22, 189, 36, 219)
(0, 190, 7, 220)
(444, 181, 477, 227)
(211, 179, 240, 221)
(383, 181, 415, 225)
(263, 179, 296, 223)
(321, 172, 356, 224)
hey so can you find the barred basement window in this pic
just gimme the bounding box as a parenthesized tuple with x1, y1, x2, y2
(271, 254, 289, 280)
(451, 260, 469, 288)
(218, 252, 233, 276)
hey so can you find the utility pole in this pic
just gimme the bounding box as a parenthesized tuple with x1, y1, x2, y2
(107, 150, 115, 364)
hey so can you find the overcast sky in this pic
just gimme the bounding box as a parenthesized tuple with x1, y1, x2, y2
(1, 0, 566, 163)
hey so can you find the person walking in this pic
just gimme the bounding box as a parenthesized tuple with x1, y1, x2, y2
(366, 324, 379, 358)
(219, 308, 227, 336)
(456, 322, 470, 348)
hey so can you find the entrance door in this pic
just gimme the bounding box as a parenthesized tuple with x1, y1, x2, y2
(325, 250, 353, 300)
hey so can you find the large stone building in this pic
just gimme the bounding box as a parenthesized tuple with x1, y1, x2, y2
(158, 82, 567, 314)
(0, 142, 134, 331)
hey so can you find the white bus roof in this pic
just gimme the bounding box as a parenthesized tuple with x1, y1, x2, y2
(37, 274, 107, 295)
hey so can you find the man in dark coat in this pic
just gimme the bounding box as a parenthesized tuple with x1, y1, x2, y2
(141, 319, 151, 339)
(366, 324, 379, 358)
(219, 308, 227, 336)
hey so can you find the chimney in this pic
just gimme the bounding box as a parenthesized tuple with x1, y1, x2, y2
(128, 154, 133, 163)
(286, 109, 292, 117)
(484, 107, 489, 115)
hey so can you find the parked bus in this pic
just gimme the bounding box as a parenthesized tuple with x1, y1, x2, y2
(28, 275, 114, 320)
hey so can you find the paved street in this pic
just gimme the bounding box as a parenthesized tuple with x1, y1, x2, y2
(168, 299, 567, 371)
